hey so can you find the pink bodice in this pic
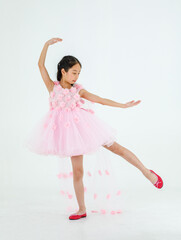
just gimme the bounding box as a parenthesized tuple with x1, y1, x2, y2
(49, 81, 85, 111)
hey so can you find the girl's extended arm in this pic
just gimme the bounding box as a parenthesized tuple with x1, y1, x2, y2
(38, 38, 62, 93)
(80, 89, 141, 108)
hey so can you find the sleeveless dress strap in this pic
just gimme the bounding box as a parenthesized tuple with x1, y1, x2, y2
(53, 80, 59, 85)
(75, 83, 83, 90)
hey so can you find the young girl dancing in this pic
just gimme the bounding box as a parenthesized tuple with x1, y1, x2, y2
(26, 37, 163, 220)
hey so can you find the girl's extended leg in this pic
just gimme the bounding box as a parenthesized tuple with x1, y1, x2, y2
(70, 154, 86, 214)
(102, 141, 158, 185)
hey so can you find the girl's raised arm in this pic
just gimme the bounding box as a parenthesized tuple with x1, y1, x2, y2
(38, 38, 63, 94)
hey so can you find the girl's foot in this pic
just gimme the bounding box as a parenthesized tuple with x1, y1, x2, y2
(69, 208, 87, 220)
(143, 169, 163, 188)
(72, 209, 86, 215)
(145, 169, 158, 185)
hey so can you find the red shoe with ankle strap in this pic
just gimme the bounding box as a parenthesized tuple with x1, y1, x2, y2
(69, 212, 87, 220)
(150, 170, 163, 189)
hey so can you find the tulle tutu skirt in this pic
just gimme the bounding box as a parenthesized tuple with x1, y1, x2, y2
(24, 106, 124, 215)
(25, 106, 118, 158)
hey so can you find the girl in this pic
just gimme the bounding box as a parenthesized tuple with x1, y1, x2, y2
(25, 37, 163, 220)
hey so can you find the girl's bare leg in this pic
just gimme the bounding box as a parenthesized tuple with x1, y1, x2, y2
(103, 141, 158, 184)
(70, 154, 86, 214)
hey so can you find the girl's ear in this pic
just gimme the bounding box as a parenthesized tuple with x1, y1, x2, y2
(61, 68, 65, 75)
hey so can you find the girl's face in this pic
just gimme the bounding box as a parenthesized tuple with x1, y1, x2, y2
(62, 63, 81, 84)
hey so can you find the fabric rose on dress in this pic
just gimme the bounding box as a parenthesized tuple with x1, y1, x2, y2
(70, 101, 76, 109)
(51, 122, 57, 130)
(65, 107, 71, 112)
(62, 89, 69, 95)
(57, 94, 63, 100)
(76, 84, 83, 89)
(73, 93, 80, 100)
(50, 91, 55, 98)
(74, 116, 79, 123)
(56, 106, 61, 111)
(65, 95, 71, 101)
(70, 87, 76, 93)
(56, 85, 61, 90)
(88, 109, 94, 114)
(54, 81, 59, 85)
(52, 101, 57, 108)
(59, 113, 62, 121)
(60, 101, 66, 108)
(80, 99, 85, 104)
(76, 101, 82, 107)
(64, 121, 70, 128)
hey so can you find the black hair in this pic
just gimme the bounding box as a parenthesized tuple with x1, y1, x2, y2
(57, 55, 82, 86)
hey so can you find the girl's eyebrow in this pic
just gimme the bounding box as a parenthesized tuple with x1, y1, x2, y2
(73, 70, 81, 72)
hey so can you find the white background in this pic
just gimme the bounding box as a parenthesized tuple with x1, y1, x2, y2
(0, 0, 180, 239)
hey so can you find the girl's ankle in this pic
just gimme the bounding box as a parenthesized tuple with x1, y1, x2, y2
(79, 207, 86, 212)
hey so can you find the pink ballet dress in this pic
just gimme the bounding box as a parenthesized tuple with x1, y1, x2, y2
(25, 80, 117, 158)
(24, 80, 123, 215)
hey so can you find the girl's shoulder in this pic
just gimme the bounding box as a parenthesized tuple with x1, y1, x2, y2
(74, 82, 84, 90)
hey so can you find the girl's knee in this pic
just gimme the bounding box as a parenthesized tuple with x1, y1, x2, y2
(103, 141, 118, 152)
(73, 169, 84, 180)
(103, 141, 125, 155)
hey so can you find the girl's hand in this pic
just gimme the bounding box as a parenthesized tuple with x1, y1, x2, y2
(45, 38, 63, 46)
(124, 100, 141, 108)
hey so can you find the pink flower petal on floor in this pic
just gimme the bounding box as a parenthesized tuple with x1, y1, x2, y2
(105, 170, 110, 175)
(116, 210, 122, 214)
(63, 173, 68, 178)
(106, 194, 111, 199)
(94, 193, 97, 199)
(91, 210, 99, 213)
(98, 170, 102, 176)
(116, 190, 121, 196)
(110, 211, 116, 215)
(68, 194, 73, 199)
(87, 171, 92, 176)
(57, 173, 62, 179)
(100, 209, 106, 214)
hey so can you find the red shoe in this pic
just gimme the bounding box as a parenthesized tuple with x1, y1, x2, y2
(149, 170, 163, 189)
(69, 212, 87, 220)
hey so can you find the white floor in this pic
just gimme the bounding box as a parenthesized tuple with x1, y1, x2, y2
(0, 186, 180, 240)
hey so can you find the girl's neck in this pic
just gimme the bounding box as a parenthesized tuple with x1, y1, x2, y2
(59, 80, 72, 89)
